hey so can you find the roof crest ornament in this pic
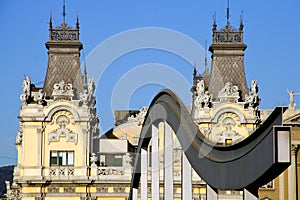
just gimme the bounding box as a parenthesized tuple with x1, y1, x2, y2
(62, 0, 66, 24)
(226, 0, 230, 25)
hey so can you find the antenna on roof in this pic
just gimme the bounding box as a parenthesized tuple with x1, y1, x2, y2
(62, 0, 66, 23)
(226, 0, 230, 24)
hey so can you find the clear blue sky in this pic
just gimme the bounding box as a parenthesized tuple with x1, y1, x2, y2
(0, 0, 300, 166)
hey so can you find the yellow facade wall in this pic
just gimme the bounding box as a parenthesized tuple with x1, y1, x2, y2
(23, 126, 39, 166)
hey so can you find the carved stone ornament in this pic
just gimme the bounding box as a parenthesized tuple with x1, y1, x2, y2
(291, 144, 299, 155)
(97, 167, 125, 176)
(80, 78, 96, 106)
(88, 78, 96, 97)
(214, 116, 244, 145)
(90, 153, 98, 166)
(79, 89, 89, 105)
(128, 106, 148, 125)
(48, 115, 77, 144)
(20, 76, 31, 105)
(194, 80, 213, 109)
(52, 80, 74, 100)
(287, 89, 300, 110)
(5, 181, 21, 200)
(15, 126, 23, 145)
(37, 89, 46, 105)
(245, 80, 260, 109)
(218, 82, 240, 103)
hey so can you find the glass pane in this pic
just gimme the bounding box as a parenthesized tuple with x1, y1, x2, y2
(105, 154, 123, 167)
(67, 152, 74, 166)
(51, 152, 57, 157)
(62, 152, 67, 166)
(50, 157, 57, 166)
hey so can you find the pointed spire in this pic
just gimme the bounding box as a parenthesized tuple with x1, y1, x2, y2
(239, 11, 244, 31)
(226, 0, 230, 25)
(204, 40, 208, 72)
(193, 62, 198, 88)
(212, 13, 217, 33)
(83, 59, 87, 86)
(76, 14, 80, 30)
(62, 0, 66, 23)
(49, 12, 53, 29)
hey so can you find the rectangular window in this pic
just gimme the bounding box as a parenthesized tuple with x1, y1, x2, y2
(50, 151, 74, 166)
(105, 154, 123, 167)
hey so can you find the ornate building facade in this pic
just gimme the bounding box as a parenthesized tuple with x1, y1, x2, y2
(5, 9, 300, 200)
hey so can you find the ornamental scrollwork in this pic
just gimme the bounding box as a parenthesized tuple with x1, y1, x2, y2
(52, 80, 73, 100)
(97, 167, 125, 176)
(48, 115, 77, 144)
(218, 82, 240, 103)
(128, 106, 148, 125)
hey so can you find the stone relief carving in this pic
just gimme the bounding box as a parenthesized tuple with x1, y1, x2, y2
(48, 115, 77, 144)
(218, 82, 240, 103)
(214, 115, 244, 145)
(128, 106, 148, 125)
(97, 167, 125, 176)
(5, 181, 21, 200)
(245, 80, 260, 109)
(20, 76, 31, 105)
(52, 80, 73, 100)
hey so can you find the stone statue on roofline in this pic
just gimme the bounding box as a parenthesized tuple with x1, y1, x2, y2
(245, 80, 260, 109)
(194, 79, 212, 109)
(287, 89, 300, 109)
(20, 76, 31, 105)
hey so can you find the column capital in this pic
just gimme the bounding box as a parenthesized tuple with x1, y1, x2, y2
(291, 144, 299, 155)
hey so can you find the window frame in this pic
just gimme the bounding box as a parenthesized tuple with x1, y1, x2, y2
(50, 151, 74, 167)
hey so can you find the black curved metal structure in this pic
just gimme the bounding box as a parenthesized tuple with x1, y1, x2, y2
(129, 89, 290, 199)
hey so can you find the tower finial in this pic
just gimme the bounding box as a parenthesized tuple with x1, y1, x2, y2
(226, 0, 230, 25)
(49, 12, 53, 29)
(204, 40, 208, 72)
(213, 12, 217, 25)
(76, 14, 80, 29)
(62, 0, 66, 23)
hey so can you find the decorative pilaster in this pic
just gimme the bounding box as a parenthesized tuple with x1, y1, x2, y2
(288, 144, 298, 200)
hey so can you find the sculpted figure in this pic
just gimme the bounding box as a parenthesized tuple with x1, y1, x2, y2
(196, 79, 205, 96)
(245, 80, 260, 109)
(37, 89, 46, 105)
(22, 76, 31, 96)
(287, 89, 300, 109)
(20, 76, 31, 105)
